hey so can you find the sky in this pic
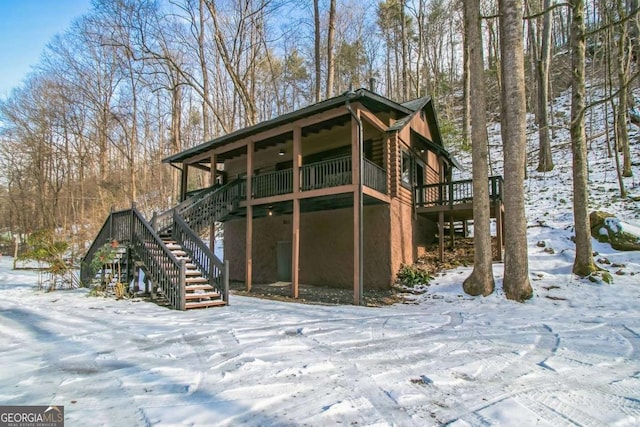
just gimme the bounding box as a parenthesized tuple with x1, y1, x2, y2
(0, 0, 92, 98)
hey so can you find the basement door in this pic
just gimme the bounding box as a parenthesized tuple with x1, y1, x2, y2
(277, 241, 292, 282)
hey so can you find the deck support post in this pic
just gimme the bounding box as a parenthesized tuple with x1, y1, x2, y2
(180, 163, 189, 202)
(291, 126, 301, 298)
(246, 141, 254, 292)
(224, 260, 230, 304)
(147, 275, 154, 299)
(438, 211, 445, 262)
(133, 265, 140, 293)
(449, 215, 455, 250)
(292, 199, 300, 298)
(210, 153, 217, 255)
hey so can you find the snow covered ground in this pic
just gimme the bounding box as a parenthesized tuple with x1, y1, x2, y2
(1, 89, 640, 426)
(2, 234, 640, 427)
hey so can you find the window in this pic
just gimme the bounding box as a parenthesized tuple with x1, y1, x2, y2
(401, 151, 411, 187)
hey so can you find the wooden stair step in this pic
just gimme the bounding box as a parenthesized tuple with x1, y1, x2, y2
(185, 284, 214, 291)
(184, 291, 221, 300)
(185, 300, 226, 310)
(186, 277, 208, 284)
(185, 270, 202, 276)
(171, 250, 188, 257)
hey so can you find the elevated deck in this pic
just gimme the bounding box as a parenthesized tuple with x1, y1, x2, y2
(414, 176, 504, 261)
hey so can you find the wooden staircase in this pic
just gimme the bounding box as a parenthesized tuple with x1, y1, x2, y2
(163, 239, 226, 309)
(81, 181, 243, 311)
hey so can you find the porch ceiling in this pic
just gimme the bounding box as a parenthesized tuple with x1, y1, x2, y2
(225, 193, 387, 220)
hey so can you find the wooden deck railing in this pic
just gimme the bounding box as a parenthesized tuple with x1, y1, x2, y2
(80, 208, 134, 285)
(363, 159, 387, 194)
(252, 169, 293, 199)
(244, 156, 388, 199)
(301, 155, 353, 191)
(414, 176, 503, 209)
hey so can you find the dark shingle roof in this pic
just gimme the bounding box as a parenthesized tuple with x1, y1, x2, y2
(163, 88, 415, 164)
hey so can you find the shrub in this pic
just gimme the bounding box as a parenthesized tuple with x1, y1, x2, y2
(396, 264, 433, 287)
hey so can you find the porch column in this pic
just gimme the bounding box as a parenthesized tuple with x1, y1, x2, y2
(209, 153, 217, 254)
(351, 108, 363, 305)
(246, 141, 254, 291)
(180, 163, 189, 202)
(291, 127, 301, 298)
(438, 158, 445, 262)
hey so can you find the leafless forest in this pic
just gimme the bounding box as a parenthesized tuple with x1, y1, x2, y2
(0, 0, 637, 263)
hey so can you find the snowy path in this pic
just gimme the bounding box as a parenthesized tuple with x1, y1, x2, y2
(1, 256, 640, 426)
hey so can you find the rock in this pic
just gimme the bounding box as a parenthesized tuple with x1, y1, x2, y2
(590, 211, 615, 243)
(536, 240, 546, 248)
(589, 211, 640, 251)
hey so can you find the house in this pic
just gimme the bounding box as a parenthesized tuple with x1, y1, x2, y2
(162, 87, 504, 305)
(82, 87, 503, 309)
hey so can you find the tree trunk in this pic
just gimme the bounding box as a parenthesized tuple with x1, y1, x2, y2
(537, 0, 555, 172)
(314, 0, 322, 102)
(462, 4, 471, 149)
(326, 0, 336, 98)
(199, 0, 211, 140)
(400, 0, 409, 100)
(499, 0, 533, 301)
(615, 0, 633, 177)
(569, 0, 597, 277)
(463, 0, 495, 297)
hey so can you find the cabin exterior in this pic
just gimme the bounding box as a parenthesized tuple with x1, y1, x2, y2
(162, 88, 504, 304)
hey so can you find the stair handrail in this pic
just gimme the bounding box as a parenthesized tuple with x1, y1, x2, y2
(172, 212, 228, 302)
(130, 206, 187, 310)
(152, 184, 221, 235)
(180, 178, 244, 235)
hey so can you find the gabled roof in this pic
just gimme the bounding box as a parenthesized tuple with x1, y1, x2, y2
(163, 88, 414, 164)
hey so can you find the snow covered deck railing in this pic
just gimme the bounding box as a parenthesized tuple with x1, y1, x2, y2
(414, 175, 503, 209)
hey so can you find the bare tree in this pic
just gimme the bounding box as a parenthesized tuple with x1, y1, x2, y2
(463, 0, 495, 297)
(536, 0, 555, 172)
(314, 0, 322, 102)
(569, 0, 598, 277)
(499, 0, 533, 301)
(326, 0, 336, 98)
